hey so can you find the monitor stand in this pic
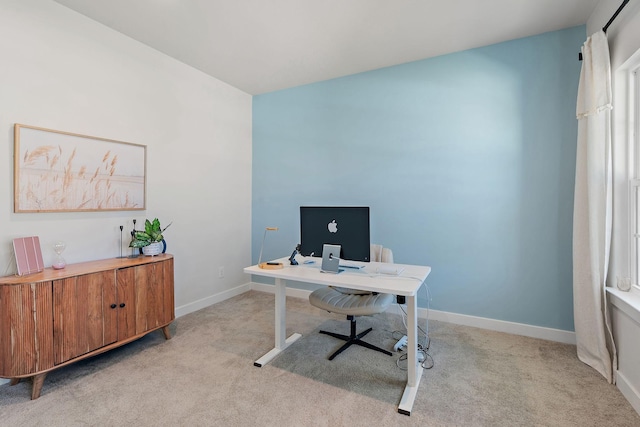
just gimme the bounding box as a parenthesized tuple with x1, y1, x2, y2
(321, 244, 343, 274)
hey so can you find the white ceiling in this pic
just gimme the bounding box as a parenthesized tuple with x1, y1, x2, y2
(52, 0, 598, 95)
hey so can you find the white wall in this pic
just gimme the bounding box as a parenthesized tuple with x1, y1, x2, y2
(589, 0, 640, 415)
(0, 0, 252, 314)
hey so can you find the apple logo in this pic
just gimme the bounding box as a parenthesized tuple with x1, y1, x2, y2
(328, 220, 338, 233)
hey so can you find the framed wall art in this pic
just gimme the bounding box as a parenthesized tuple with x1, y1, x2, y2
(14, 124, 146, 213)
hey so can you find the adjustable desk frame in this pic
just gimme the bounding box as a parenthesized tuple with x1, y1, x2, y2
(244, 257, 431, 416)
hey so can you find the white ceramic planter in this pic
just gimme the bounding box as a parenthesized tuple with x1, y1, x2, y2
(142, 241, 163, 256)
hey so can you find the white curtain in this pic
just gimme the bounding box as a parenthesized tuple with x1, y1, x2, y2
(573, 30, 616, 383)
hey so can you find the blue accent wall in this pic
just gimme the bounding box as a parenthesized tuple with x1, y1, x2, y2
(253, 26, 584, 331)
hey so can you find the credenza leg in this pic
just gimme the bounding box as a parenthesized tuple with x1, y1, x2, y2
(31, 373, 47, 400)
(9, 378, 20, 386)
(161, 325, 172, 340)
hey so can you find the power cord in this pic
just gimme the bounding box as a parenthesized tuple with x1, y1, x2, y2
(396, 349, 434, 370)
(393, 284, 434, 370)
(4, 250, 16, 276)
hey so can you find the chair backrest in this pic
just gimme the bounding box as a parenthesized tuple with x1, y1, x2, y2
(370, 244, 393, 263)
(328, 245, 394, 295)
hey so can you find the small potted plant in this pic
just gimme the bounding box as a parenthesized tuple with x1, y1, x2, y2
(129, 218, 172, 256)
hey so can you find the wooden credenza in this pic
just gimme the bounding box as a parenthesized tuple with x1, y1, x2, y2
(0, 254, 175, 399)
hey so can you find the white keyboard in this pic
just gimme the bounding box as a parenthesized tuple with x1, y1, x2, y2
(375, 265, 405, 276)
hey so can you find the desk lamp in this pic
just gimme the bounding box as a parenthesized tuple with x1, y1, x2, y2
(258, 227, 283, 269)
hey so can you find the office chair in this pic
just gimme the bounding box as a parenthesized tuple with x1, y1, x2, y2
(308, 244, 394, 360)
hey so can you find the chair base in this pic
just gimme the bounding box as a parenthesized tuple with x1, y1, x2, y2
(320, 315, 392, 360)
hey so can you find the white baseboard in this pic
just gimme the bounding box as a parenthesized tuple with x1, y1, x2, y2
(426, 308, 576, 344)
(617, 370, 640, 415)
(249, 281, 576, 344)
(175, 283, 252, 318)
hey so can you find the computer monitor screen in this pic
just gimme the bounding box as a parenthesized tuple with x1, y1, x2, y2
(299, 206, 370, 262)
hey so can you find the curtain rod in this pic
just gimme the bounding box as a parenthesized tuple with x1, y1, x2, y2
(603, 0, 630, 33)
(579, 0, 630, 60)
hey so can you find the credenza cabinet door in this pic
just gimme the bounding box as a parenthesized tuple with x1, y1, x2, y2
(147, 257, 174, 330)
(53, 271, 118, 365)
(120, 257, 174, 336)
(150, 257, 175, 330)
(115, 266, 136, 341)
(0, 282, 54, 376)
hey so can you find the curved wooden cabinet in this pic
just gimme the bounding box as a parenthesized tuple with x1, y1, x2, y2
(0, 254, 174, 399)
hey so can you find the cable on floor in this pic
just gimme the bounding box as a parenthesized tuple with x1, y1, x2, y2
(394, 283, 433, 370)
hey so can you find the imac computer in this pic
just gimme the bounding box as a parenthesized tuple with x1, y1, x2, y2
(299, 206, 370, 262)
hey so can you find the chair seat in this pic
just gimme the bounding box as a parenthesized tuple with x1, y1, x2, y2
(309, 287, 393, 316)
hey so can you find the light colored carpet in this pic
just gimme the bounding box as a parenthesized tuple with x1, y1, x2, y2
(0, 290, 638, 426)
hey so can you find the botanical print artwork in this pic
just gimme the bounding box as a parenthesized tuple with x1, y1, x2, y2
(15, 125, 146, 212)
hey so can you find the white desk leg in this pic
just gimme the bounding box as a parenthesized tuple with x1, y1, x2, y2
(398, 294, 423, 416)
(254, 278, 302, 367)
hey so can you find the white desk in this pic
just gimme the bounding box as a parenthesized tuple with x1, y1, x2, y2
(244, 257, 431, 416)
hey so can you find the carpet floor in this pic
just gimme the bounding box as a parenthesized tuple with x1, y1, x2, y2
(0, 290, 638, 426)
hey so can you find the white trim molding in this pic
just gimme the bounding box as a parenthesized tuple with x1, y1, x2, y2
(617, 370, 640, 415)
(426, 308, 576, 344)
(608, 287, 640, 415)
(175, 283, 252, 318)
(608, 287, 640, 324)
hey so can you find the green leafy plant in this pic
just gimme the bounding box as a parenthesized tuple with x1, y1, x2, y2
(129, 218, 172, 248)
